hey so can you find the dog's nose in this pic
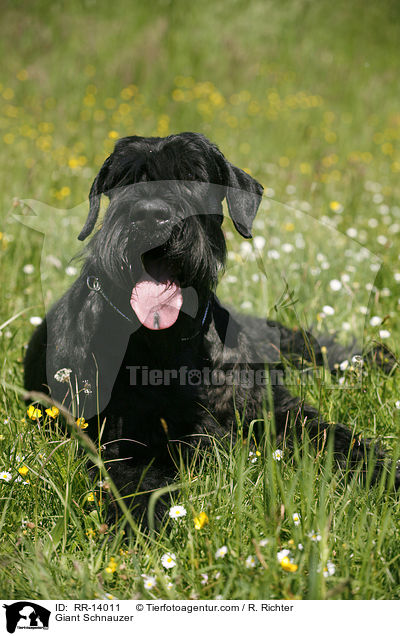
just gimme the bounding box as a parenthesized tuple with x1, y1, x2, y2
(131, 199, 171, 226)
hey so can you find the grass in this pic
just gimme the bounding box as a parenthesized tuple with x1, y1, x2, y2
(1, 0, 400, 599)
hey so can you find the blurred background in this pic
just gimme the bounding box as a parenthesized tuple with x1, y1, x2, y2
(1, 0, 400, 356)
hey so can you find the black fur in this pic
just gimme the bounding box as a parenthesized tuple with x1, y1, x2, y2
(24, 132, 399, 518)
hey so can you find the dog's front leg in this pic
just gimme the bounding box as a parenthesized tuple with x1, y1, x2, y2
(101, 457, 176, 527)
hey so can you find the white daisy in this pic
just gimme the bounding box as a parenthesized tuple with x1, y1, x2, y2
(240, 242, 253, 256)
(141, 574, 156, 590)
(253, 236, 266, 250)
(323, 561, 336, 578)
(329, 279, 342, 291)
(245, 555, 257, 568)
(168, 505, 187, 519)
(369, 316, 382, 327)
(161, 552, 177, 569)
(292, 512, 301, 526)
(29, 316, 43, 326)
(277, 549, 290, 563)
(225, 275, 238, 284)
(215, 545, 228, 559)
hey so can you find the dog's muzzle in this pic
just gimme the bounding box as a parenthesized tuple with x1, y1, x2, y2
(128, 199, 183, 331)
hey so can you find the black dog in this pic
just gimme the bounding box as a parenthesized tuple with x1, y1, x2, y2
(24, 132, 399, 516)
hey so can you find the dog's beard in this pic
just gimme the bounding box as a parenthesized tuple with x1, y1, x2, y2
(127, 214, 225, 330)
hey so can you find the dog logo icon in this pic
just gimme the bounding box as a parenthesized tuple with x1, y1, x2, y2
(2, 602, 50, 633)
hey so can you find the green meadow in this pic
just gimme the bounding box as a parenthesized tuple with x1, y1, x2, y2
(0, 0, 400, 599)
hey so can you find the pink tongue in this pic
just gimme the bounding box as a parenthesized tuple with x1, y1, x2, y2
(130, 274, 183, 330)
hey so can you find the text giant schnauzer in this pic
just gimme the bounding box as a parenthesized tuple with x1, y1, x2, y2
(24, 132, 399, 515)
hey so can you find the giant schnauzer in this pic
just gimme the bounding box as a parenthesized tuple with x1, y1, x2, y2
(24, 132, 399, 516)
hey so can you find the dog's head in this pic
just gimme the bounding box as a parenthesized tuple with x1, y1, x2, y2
(79, 132, 263, 332)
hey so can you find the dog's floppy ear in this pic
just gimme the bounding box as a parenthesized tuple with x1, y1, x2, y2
(216, 154, 264, 238)
(78, 155, 113, 241)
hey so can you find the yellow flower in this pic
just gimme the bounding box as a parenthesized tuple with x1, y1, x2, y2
(17, 69, 28, 81)
(27, 405, 42, 420)
(105, 557, 118, 574)
(194, 511, 209, 530)
(381, 142, 393, 156)
(86, 528, 96, 539)
(3, 87, 14, 100)
(280, 556, 298, 573)
(18, 466, 29, 477)
(300, 162, 312, 174)
(45, 406, 59, 419)
(84, 64, 96, 77)
(55, 186, 71, 200)
(87, 492, 96, 502)
(329, 200, 342, 213)
(172, 89, 185, 101)
(83, 94, 96, 107)
(76, 417, 88, 429)
(325, 131, 337, 143)
(283, 222, 295, 232)
(68, 157, 80, 169)
(108, 130, 119, 139)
